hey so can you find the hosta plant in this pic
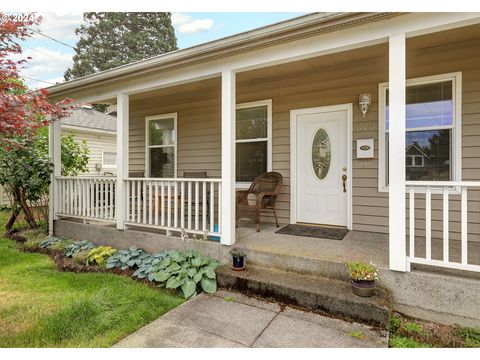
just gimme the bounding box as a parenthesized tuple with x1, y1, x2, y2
(150, 250, 220, 299)
(106, 246, 147, 270)
(63, 240, 94, 257)
(86, 246, 117, 266)
(132, 251, 171, 280)
(39, 237, 65, 249)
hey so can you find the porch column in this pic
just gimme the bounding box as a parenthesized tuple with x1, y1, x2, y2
(48, 118, 61, 236)
(388, 33, 407, 272)
(116, 94, 129, 230)
(221, 70, 236, 246)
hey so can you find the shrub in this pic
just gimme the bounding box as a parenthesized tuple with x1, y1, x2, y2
(86, 246, 117, 266)
(132, 251, 171, 280)
(345, 261, 379, 281)
(63, 240, 94, 257)
(150, 250, 220, 299)
(21, 228, 47, 243)
(23, 238, 44, 251)
(106, 246, 147, 270)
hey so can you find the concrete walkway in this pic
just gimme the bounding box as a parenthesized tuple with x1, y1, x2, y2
(114, 290, 388, 348)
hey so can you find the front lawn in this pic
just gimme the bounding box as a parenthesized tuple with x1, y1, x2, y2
(0, 212, 184, 347)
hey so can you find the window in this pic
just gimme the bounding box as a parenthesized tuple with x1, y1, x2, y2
(102, 151, 117, 168)
(235, 100, 272, 185)
(379, 73, 461, 191)
(146, 113, 177, 178)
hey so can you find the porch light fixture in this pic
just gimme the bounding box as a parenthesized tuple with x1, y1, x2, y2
(359, 93, 371, 118)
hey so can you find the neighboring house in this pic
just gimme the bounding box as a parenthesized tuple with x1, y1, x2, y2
(0, 107, 117, 206)
(46, 13, 480, 325)
(61, 107, 117, 176)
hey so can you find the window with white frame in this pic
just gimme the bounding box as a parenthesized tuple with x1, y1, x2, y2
(379, 73, 461, 191)
(146, 113, 177, 178)
(102, 150, 117, 168)
(235, 100, 272, 185)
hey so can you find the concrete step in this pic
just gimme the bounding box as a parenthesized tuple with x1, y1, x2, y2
(216, 265, 392, 328)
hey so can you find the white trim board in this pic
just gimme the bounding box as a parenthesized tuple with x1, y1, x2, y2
(145, 113, 178, 178)
(378, 72, 462, 193)
(290, 103, 353, 230)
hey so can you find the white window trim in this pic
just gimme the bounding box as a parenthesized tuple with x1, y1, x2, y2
(235, 99, 272, 189)
(145, 113, 178, 178)
(406, 155, 424, 168)
(378, 72, 462, 193)
(101, 149, 117, 169)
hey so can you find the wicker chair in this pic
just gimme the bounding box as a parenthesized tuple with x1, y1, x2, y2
(236, 171, 283, 232)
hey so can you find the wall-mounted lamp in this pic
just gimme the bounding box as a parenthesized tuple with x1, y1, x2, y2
(358, 93, 372, 118)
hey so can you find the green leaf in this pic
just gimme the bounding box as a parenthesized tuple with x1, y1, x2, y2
(207, 261, 221, 270)
(181, 279, 196, 298)
(152, 271, 171, 282)
(204, 267, 216, 279)
(166, 276, 184, 289)
(200, 277, 217, 293)
(193, 272, 203, 283)
(191, 257, 202, 267)
(187, 267, 197, 278)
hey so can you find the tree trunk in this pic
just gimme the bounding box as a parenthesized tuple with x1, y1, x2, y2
(19, 190, 37, 229)
(5, 204, 20, 234)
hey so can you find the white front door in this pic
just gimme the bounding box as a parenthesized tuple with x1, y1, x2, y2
(293, 105, 350, 227)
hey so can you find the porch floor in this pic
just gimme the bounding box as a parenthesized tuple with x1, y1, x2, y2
(236, 221, 389, 268)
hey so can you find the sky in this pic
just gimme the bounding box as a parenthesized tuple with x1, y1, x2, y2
(18, 12, 306, 89)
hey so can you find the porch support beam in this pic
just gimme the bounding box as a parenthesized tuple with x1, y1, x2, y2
(220, 70, 236, 246)
(116, 93, 129, 230)
(388, 33, 407, 272)
(48, 118, 61, 236)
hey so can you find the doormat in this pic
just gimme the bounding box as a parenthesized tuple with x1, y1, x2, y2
(275, 223, 348, 240)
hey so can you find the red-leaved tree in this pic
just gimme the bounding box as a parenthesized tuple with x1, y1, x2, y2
(0, 13, 74, 232)
(0, 12, 71, 145)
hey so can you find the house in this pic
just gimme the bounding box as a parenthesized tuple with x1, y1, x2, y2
(0, 107, 116, 207)
(46, 13, 480, 325)
(61, 106, 117, 176)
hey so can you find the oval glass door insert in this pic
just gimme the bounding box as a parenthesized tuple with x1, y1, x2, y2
(312, 128, 331, 180)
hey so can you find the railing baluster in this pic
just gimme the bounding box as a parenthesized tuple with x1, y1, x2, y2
(148, 181, 153, 225)
(443, 187, 449, 263)
(143, 180, 147, 224)
(137, 180, 141, 224)
(167, 181, 172, 231)
(188, 181, 192, 230)
(161, 181, 165, 227)
(195, 181, 199, 230)
(425, 186, 431, 261)
(202, 181, 207, 231)
(210, 182, 215, 233)
(126, 180, 130, 222)
(155, 182, 159, 226)
(174, 181, 178, 229)
(218, 182, 222, 234)
(181, 181, 185, 229)
(409, 187, 415, 259)
(461, 186, 468, 265)
(90, 179, 94, 218)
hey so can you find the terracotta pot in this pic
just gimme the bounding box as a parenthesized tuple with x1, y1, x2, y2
(351, 279, 376, 297)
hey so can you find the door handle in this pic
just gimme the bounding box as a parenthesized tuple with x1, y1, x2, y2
(342, 175, 347, 193)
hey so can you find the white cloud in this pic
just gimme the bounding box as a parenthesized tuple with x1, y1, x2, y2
(32, 12, 83, 41)
(16, 47, 73, 88)
(171, 13, 214, 34)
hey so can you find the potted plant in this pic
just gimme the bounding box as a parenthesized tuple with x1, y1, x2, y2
(345, 261, 379, 297)
(229, 245, 247, 271)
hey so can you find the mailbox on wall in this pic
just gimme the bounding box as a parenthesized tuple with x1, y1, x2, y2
(356, 139, 374, 159)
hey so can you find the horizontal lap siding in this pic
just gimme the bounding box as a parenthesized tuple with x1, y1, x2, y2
(127, 36, 480, 233)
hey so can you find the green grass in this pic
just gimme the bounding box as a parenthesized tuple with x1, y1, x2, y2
(389, 335, 432, 348)
(0, 212, 184, 347)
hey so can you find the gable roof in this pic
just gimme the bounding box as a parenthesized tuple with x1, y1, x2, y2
(61, 107, 116, 132)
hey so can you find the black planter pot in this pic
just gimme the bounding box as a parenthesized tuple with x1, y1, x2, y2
(351, 279, 376, 297)
(231, 256, 245, 271)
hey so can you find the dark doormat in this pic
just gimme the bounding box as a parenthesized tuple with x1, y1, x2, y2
(275, 223, 348, 240)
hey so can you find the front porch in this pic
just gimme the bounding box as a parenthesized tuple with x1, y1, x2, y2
(48, 13, 480, 279)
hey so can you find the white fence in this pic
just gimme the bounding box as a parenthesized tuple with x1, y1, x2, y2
(124, 178, 222, 237)
(406, 181, 480, 273)
(56, 176, 116, 221)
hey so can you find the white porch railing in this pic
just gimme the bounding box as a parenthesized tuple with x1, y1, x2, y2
(406, 181, 480, 273)
(56, 176, 117, 222)
(125, 178, 222, 238)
